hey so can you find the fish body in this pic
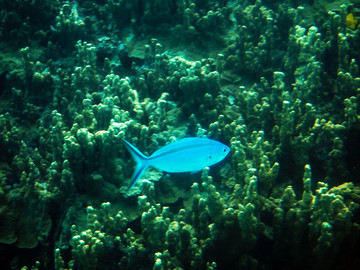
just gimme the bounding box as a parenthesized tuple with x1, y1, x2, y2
(123, 137, 230, 189)
(346, 12, 359, 29)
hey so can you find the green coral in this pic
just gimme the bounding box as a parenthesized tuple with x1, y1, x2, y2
(0, 0, 360, 269)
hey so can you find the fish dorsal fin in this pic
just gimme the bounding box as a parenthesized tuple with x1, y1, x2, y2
(151, 138, 210, 157)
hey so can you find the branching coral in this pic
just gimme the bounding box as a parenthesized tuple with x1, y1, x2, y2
(0, 1, 360, 269)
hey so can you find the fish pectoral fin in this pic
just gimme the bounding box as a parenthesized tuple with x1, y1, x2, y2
(190, 170, 201, 174)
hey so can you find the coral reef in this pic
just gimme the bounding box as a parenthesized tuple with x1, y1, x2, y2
(0, 0, 360, 269)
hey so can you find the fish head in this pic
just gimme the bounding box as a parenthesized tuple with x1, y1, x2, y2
(204, 142, 231, 165)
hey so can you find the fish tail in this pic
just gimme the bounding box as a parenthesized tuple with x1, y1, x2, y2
(123, 139, 149, 189)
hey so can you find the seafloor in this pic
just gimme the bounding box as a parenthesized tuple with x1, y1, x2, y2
(0, 0, 360, 269)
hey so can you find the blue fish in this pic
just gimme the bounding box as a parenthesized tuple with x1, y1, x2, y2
(123, 137, 230, 189)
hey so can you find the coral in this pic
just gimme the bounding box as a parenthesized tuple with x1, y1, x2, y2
(219, 0, 293, 80)
(52, 1, 86, 49)
(173, 1, 232, 45)
(0, 1, 360, 269)
(0, 158, 52, 248)
(0, 0, 60, 42)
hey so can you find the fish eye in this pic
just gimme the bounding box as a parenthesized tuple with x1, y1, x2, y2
(223, 148, 227, 152)
(209, 155, 212, 159)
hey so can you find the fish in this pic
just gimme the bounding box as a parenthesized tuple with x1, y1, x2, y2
(346, 12, 359, 30)
(123, 137, 231, 189)
(346, 5, 359, 30)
